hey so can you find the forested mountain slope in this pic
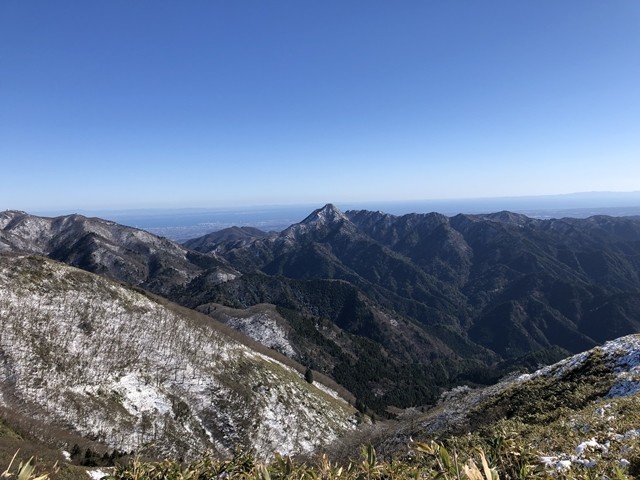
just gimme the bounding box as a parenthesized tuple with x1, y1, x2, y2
(184, 205, 640, 409)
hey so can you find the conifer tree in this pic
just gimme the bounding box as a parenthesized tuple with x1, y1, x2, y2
(304, 367, 314, 384)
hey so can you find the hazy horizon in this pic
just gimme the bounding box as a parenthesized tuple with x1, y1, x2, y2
(25, 189, 640, 215)
(20, 190, 640, 241)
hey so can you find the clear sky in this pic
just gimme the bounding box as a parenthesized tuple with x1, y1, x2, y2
(1, 1, 639, 211)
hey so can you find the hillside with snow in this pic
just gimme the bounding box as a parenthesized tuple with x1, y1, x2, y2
(0, 210, 237, 297)
(0, 254, 355, 460)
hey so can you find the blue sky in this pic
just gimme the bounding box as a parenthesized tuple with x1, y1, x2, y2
(1, 1, 639, 211)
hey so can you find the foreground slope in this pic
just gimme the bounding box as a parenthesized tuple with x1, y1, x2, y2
(0, 254, 355, 460)
(20, 335, 640, 479)
(334, 334, 640, 476)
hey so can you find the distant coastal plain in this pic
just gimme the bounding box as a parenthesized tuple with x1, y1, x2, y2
(34, 191, 640, 241)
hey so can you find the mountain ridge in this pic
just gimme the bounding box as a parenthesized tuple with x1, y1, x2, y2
(183, 204, 640, 407)
(0, 209, 237, 296)
(4, 206, 640, 411)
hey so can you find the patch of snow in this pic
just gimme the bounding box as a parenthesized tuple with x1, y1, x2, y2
(540, 456, 557, 467)
(87, 470, 109, 480)
(573, 458, 596, 468)
(608, 378, 640, 398)
(312, 380, 343, 401)
(514, 335, 640, 401)
(114, 374, 172, 416)
(213, 271, 237, 283)
(619, 444, 634, 454)
(600, 335, 640, 398)
(576, 438, 609, 455)
(514, 350, 591, 384)
(225, 313, 297, 358)
(545, 351, 590, 379)
(541, 434, 617, 473)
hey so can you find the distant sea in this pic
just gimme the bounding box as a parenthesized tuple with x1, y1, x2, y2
(36, 192, 640, 242)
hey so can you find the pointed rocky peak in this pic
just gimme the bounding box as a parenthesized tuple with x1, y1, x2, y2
(279, 204, 357, 242)
(300, 203, 348, 226)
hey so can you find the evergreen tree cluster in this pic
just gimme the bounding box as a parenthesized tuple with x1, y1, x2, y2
(69, 443, 130, 467)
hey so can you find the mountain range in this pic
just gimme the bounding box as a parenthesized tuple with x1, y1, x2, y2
(2, 206, 640, 412)
(179, 204, 640, 409)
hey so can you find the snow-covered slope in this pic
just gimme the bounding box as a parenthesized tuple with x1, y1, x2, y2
(516, 335, 640, 398)
(194, 303, 298, 358)
(0, 210, 238, 296)
(0, 254, 355, 460)
(447, 334, 640, 431)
